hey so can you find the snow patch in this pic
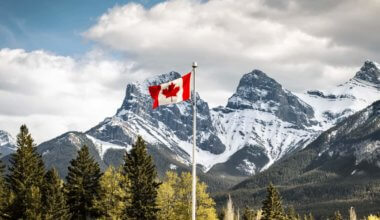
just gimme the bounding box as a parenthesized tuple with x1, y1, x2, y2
(237, 159, 257, 175)
(169, 164, 177, 170)
(87, 135, 129, 160)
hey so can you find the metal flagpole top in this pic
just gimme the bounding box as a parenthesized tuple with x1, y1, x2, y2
(192, 61, 198, 68)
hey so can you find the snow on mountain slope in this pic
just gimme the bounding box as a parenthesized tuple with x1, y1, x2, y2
(0, 130, 16, 157)
(296, 60, 380, 131)
(209, 70, 318, 175)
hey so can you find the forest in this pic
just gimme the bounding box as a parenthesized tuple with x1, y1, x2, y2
(0, 125, 379, 220)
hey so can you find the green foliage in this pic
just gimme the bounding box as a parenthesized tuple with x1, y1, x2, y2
(0, 154, 7, 218)
(25, 185, 42, 220)
(94, 166, 130, 219)
(242, 207, 256, 220)
(123, 136, 160, 220)
(261, 183, 286, 220)
(5, 125, 45, 219)
(286, 206, 300, 220)
(42, 168, 70, 220)
(368, 214, 380, 220)
(157, 171, 218, 220)
(65, 145, 102, 219)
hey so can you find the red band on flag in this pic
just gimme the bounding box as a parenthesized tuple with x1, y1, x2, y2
(148, 85, 161, 109)
(182, 72, 191, 101)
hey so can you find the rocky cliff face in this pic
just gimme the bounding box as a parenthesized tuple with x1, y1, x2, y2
(354, 60, 380, 84)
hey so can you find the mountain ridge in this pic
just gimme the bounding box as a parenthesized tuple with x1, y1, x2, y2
(1, 61, 379, 186)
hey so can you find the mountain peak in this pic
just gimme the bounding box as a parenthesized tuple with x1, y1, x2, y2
(226, 69, 315, 127)
(0, 130, 14, 145)
(0, 130, 17, 157)
(117, 71, 182, 114)
(227, 69, 282, 108)
(353, 60, 380, 84)
(143, 71, 181, 87)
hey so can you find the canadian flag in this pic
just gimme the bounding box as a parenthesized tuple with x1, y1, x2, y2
(148, 72, 192, 109)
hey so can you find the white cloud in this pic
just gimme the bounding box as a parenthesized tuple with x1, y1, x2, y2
(0, 48, 141, 143)
(84, 0, 378, 107)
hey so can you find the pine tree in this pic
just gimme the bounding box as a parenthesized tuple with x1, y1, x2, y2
(261, 183, 286, 220)
(123, 136, 160, 220)
(5, 125, 45, 219)
(286, 206, 300, 220)
(25, 186, 42, 220)
(242, 207, 256, 220)
(0, 154, 7, 218)
(332, 211, 343, 220)
(66, 145, 102, 219)
(157, 171, 217, 220)
(94, 166, 130, 219)
(42, 168, 70, 220)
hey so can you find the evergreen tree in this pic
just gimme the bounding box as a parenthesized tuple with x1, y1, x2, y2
(286, 206, 300, 220)
(242, 207, 256, 220)
(25, 186, 42, 220)
(42, 168, 70, 220)
(5, 125, 45, 219)
(332, 211, 343, 220)
(261, 183, 286, 220)
(66, 145, 102, 219)
(94, 166, 130, 219)
(123, 136, 160, 220)
(0, 154, 7, 218)
(157, 171, 217, 220)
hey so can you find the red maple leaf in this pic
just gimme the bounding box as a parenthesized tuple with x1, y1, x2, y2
(162, 83, 180, 101)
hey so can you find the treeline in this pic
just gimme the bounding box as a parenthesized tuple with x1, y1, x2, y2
(0, 125, 218, 219)
(220, 183, 380, 220)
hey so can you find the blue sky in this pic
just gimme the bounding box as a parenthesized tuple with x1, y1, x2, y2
(0, 0, 162, 56)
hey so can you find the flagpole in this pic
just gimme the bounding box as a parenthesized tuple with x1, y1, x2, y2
(192, 61, 198, 220)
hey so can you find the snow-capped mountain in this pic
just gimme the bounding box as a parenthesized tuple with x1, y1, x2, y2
(208, 61, 379, 176)
(0, 130, 16, 157)
(86, 71, 225, 171)
(3, 60, 377, 181)
(296, 60, 380, 130)
(209, 70, 318, 176)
